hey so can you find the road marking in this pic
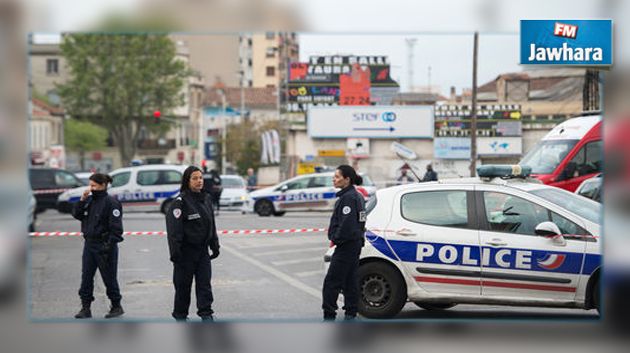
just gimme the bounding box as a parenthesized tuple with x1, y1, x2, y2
(230, 237, 326, 249)
(271, 257, 322, 266)
(221, 244, 320, 299)
(253, 246, 326, 257)
(295, 269, 325, 278)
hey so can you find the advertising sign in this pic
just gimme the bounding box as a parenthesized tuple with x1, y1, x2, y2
(434, 138, 472, 159)
(308, 106, 433, 139)
(477, 137, 523, 156)
(521, 20, 612, 66)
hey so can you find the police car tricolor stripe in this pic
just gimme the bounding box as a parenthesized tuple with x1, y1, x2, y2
(366, 231, 600, 276)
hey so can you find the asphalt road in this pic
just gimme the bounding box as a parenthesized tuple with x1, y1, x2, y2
(29, 209, 599, 321)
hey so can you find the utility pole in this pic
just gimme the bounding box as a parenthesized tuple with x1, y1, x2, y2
(405, 38, 417, 92)
(470, 31, 479, 177)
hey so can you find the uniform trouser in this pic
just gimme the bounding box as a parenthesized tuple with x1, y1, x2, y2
(322, 239, 363, 318)
(79, 241, 121, 304)
(172, 245, 214, 319)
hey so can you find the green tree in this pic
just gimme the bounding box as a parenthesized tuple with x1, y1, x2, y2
(224, 120, 284, 175)
(64, 118, 108, 170)
(57, 33, 190, 166)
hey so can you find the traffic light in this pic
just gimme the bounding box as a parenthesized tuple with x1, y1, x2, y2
(153, 110, 161, 124)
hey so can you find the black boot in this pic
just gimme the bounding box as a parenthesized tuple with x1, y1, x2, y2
(74, 303, 92, 319)
(201, 315, 214, 322)
(104, 302, 124, 319)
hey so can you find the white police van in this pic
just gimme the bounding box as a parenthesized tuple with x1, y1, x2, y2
(244, 172, 376, 217)
(57, 164, 188, 213)
(325, 165, 602, 318)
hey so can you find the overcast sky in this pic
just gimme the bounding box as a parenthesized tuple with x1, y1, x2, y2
(28, 0, 625, 95)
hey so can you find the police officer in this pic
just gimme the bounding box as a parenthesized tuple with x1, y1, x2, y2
(166, 166, 220, 321)
(72, 173, 124, 319)
(322, 165, 366, 321)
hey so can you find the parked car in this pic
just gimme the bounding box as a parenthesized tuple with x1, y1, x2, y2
(325, 165, 601, 318)
(74, 172, 92, 186)
(244, 172, 376, 217)
(520, 115, 602, 192)
(575, 173, 602, 202)
(57, 164, 187, 213)
(218, 175, 248, 210)
(29, 167, 85, 213)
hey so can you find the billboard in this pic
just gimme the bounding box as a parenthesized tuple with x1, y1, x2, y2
(308, 106, 433, 139)
(477, 137, 523, 156)
(434, 104, 522, 137)
(286, 55, 400, 115)
(434, 138, 472, 159)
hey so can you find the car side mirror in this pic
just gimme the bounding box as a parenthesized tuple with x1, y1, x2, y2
(280, 185, 288, 192)
(535, 221, 566, 246)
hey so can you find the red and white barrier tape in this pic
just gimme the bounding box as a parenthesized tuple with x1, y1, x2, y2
(29, 228, 327, 237)
(33, 188, 71, 195)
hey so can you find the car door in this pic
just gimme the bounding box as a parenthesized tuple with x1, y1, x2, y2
(107, 171, 132, 203)
(130, 169, 180, 212)
(384, 185, 482, 296)
(305, 175, 337, 211)
(274, 176, 312, 212)
(553, 140, 603, 192)
(477, 187, 587, 302)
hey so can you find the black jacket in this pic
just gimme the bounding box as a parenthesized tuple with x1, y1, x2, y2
(422, 170, 438, 182)
(72, 191, 124, 243)
(166, 190, 220, 262)
(328, 186, 366, 246)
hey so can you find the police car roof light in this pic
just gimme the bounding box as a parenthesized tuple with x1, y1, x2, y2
(477, 165, 532, 179)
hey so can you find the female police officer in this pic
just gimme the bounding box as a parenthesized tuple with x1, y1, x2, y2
(72, 173, 124, 319)
(322, 165, 367, 321)
(166, 166, 220, 321)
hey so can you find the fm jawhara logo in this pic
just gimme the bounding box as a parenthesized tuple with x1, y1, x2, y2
(521, 20, 612, 66)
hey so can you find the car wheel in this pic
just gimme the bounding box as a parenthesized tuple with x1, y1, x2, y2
(273, 211, 286, 217)
(358, 262, 407, 319)
(592, 278, 600, 313)
(413, 302, 457, 310)
(255, 199, 274, 217)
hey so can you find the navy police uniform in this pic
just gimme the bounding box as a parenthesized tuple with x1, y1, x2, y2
(166, 190, 220, 320)
(322, 185, 366, 320)
(71, 190, 124, 306)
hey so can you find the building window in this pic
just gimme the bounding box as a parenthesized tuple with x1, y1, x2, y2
(46, 59, 59, 75)
(248, 38, 253, 47)
(248, 80, 253, 87)
(266, 47, 276, 58)
(266, 84, 276, 88)
(265, 32, 275, 40)
(266, 66, 275, 77)
(248, 59, 252, 67)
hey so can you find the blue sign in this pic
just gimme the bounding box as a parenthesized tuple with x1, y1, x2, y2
(204, 142, 217, 159)
(520, 20, 612, 66)
(434, 138, 471, 159)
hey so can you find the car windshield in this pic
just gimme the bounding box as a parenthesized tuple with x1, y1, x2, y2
(520, 139, 579, 174)
(529, 187, 601, 224)
(222, 177, 245, 188)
